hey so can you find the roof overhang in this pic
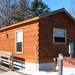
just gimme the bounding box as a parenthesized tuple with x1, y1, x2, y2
(0, 8, 75, 32)
(0, 17, 40, 31)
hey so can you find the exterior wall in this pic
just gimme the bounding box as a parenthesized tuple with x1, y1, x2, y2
(0, 20, 39, 63)
(39, 12, 75, 63)
(0, 10, 75, 71)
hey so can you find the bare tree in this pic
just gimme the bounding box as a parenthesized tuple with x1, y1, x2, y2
(0, 0, 30, 28)
(0, 0, 18, 27)
(13, 0, 32, 21)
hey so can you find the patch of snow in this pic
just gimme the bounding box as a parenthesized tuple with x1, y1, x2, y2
(19, 66, 75, 75)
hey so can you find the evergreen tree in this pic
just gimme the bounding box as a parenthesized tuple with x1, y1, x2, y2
(30, 0, 50, 16)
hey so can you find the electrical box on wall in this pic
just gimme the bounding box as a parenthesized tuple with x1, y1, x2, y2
(69, 43, 74, 54)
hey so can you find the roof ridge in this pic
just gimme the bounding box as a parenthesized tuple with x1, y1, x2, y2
(39, 8, 65, 17)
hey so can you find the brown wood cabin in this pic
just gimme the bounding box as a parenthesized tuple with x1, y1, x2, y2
(0, 8, 75, 71)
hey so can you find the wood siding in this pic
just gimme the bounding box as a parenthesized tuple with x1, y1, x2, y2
(0, 20, 39, 63)
(39, 12, 75, 63)
(0, 10, 75, 64)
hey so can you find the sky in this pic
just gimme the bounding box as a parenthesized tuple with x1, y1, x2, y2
(31, 0, 72, 12)
(43, 0, 72, 11)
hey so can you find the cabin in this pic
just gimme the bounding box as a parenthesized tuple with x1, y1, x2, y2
(0, 8, 75, 71)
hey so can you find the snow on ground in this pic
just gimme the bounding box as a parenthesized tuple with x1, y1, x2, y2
(63, 67, 75, 75)
(19, 70, 58, 75)
(19, 66, 75, 75)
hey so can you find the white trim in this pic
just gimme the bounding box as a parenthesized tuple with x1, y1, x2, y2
(15, 30, 23, 53)
(53, 28, 67, 44)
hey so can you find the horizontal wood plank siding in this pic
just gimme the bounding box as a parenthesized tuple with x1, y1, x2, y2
(0, 20, 39, 63)
(39, 12, 75, 63)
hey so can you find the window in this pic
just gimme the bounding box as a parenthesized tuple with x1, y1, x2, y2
(16, 30, 23, 53)
(53, 28, 66, 44)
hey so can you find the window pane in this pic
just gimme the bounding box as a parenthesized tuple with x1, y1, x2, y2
(54, 37, 65, 43)
(16, 31, 22, 42)
(16, 42, 22, 52)
(54, 29, 65, 36)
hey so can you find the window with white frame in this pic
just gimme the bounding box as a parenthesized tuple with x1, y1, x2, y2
(16, 30, 23, 53)
(53, 28, 66, 43)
